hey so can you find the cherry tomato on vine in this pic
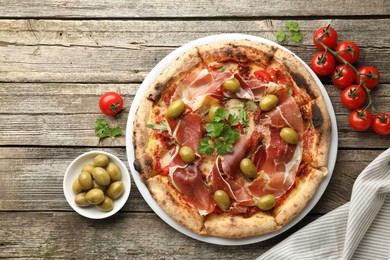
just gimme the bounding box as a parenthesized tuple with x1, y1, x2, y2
(335, 41, 360, 64)
(99, 92, 124, 116)
(340, 85, 366, 110)
(313, 26, 338, 50)
(332, 65, 356, 88)
(311, 51, 336, 76)
(355, 66, 381, 90)
(254, 70, 272, 83)
(349, 108, 372, 131)
(372, 113, 390, 136)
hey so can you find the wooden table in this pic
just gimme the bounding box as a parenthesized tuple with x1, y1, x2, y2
(0, 1, 389, 258)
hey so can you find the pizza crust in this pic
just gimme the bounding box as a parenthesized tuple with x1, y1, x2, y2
(197, 40, 276, 67)
(204, 211, 280, 238)
(272, 48, 324, 100)
(146, 175, 205, 233)
(274, 166, 328, 226)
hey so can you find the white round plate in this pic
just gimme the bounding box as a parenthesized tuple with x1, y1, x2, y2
(63, 151, 131, 219)
(126, 34, 338, 245)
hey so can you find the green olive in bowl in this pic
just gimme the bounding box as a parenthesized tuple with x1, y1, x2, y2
(74, 192, 91, 207)
(92, 167, 111, 186)
(106, 163, 122, 181)
(78, 171, 93, 190)
(107, 181, 125, 199)
(93, 154, 109, 167)
(85, 188, 105, 205)
(96, 196, 114, 212)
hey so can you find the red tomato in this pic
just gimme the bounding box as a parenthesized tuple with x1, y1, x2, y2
(349, 109, 372, 131)
(254, 70, 272, 83)
(372, 113, 390, 136)
(335, 41, 360, 64)
(340, 85, 366, 110)
(355, 66, 380, 90)
(310, 51, 336, 76)
(99, 92, 124, 116)
(313, 26, 338, 50)
(332, 65, 356, 89)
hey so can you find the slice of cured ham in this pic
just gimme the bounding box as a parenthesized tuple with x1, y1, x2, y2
(249, 92, 304, 198)
(166, 112, 203, 154)
(170, 162, 215, 215)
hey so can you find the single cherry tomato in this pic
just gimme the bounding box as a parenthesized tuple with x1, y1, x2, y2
(254, 70, 272, 83)
(310, 51, 336, 76)
(313, 25, 338, 50)
(99, 92, 124, 116)
(340, 85, 366, 110)
(355, 66, 381, 90)
(332, 65, 356, 89)
(372, 113, 390, 136)
(335, 41, 360, 64)
(349, 108, 372, 131)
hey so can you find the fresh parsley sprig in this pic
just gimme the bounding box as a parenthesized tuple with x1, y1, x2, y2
(276, 21, 303, 43)
(198, 108, 245, 155)
(95, 118, 122, 139)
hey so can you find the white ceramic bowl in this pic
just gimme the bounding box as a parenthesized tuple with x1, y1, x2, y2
(63, 151, 131, 219)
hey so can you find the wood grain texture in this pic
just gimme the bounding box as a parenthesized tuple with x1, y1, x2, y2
(0, 19, 388, 83)
(0, 147, 385, 213)
(0, 0, 387, 18)
(0, 83, 389, 148)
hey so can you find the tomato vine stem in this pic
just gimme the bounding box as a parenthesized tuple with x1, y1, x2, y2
(314, 34, 377, 115)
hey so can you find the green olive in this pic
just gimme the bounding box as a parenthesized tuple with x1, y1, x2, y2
(81, 164, 95, 175)
(179, 146, 195, 164)
(239, 158, 257, 179)
(208, 103, 223, 121)
(166, 99, 185, 118)
(93, 154, 109, 167)
(256, 194, 276, 211)
(74, 192, 91, 207)
(259, 94, 279, 111)
(96, 196, 114, 212)
(280, 127, 299, 145)
(222, 78, 241, 92)
(213, 190, 231, 210)
(72, 178, 83, 194)
(85, 188, 105, 205)
(107, 181, 125, 199)
(92, 180, 107, 191)
(78, 171, 93, 190)
(92, 167, 111, 186)
(106, 163, 122, 181)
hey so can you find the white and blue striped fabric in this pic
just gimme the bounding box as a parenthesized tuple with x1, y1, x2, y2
(258, 148, 390, 260)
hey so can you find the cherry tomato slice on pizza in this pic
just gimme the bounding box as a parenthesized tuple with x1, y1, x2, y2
(335, 41, 360, 64)
(340, 85, 366, 110)
(310, 51, 335, 77)
(332, 65, 356, 89)
(99, 92, 124, 116)
(313, 26, 338, 50)
(254, 70, 272, 83)
(349, 108, 372, 131)
(372, 113, 390, 136)
(355, 66, 381, 90)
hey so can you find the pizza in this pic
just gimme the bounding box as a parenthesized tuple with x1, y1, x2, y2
(132, 39, 331, 238)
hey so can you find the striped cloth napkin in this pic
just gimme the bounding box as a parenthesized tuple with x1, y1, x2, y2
(257, 148, 390, 260)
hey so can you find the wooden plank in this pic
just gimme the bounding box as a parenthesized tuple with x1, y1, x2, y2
(0, 211, 321, 259)
(0, 19, 389, 83)
(0, 83, 389, 148)
(0, 147, 385, 213)
(0, 0, 387, 18)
